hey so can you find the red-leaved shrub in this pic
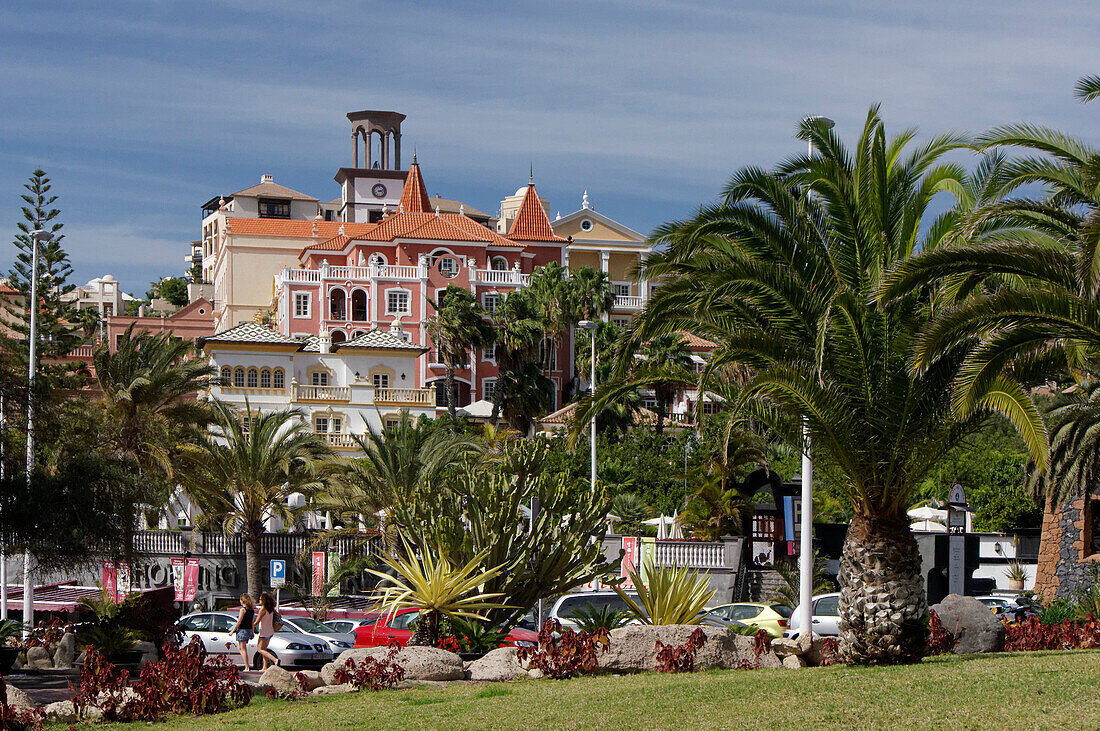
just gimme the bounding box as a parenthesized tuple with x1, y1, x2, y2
(654, 627, 707, 673)
(516, 619, 610, 679)
(332, 646, 406, 691)
(816, 637, 840, 666)
(1003, 614, 1100, 652)
(927, 610, 956, 656)
(0, 676, 44, 730)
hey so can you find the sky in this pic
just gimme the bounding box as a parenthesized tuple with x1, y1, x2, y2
(0, 1, 1096, 294)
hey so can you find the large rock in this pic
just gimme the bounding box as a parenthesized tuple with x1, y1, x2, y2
(929, 594, 1005, 654)
(25, 646, 52, 670)
(597, 625, 779, 673)
(321, 646, 462, 685)
(53, 633, 76, 670)
(44, 700, 77, 724)
(297, 669, 326, 690)
(782, 654, 806, 669)
(258, 665, 300, 695)
(770, 637, 801, 658)
(804, 636, 839, 667)
(465, 647, 525, 682)
(4, 685, 37, 711)
(312, 683, 354, 695)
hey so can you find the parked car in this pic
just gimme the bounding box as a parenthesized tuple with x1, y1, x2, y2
(548, 591, 643, 630)
(176, 612, 334, 669)
(323, 616, 380, 635)
(705, 603, 792, 638)
(784, 593, 841, 638)
(276, 616, 356, 654)
(353, 608, 537, 649)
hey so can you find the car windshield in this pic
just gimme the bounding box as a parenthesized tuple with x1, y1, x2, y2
(287, 617, 338, 633)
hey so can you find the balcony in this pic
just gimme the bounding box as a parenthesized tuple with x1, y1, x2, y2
(614, 295, 645, 310)
(374, 386, 435, 406)
(473, 269, 529, 286)
(315, 432, 360, 450)
(291, 384, 350, 402)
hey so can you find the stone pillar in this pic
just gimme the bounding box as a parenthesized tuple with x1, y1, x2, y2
(352, 130, 359, 168)
(600, 250, 609, 273)
(366, 130, 373, 169)
(381, 132, 390, 169)
(393, 131, 402, 169)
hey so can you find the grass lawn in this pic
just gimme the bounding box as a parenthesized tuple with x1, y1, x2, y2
(104, 650, 1100, 730)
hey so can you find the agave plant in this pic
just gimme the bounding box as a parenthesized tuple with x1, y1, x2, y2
(613, 557, 715, 626)
(367, 537, 508, 647)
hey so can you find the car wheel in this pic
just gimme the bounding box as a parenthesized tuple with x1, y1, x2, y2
(251, 653, 263, 670)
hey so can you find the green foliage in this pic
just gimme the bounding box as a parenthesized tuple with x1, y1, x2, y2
(614, 557, 716, 626)
(678, 473, 755, 540)
(567, 603, 632, 633)
(147, 276, 189, 307)
(442, 616, 512, 654)
(767, 554, 833, 609)
(426, 285, 493, 426)
(0, 619, 24, 646)
(76, 625, 140, 658)
(610, 492, 650, 535)
(1040, 598, 1078, 626)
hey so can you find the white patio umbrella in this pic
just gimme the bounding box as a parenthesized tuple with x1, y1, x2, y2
(907, 505, 947, 522)
(910, 520, 947, 533)
(668, 510, 683, 540)
(643, 515, 675, 540)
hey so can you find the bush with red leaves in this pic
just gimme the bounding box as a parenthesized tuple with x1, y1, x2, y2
(72, 637, 251, 722)
(332, 646, 406, 691)
(0, 676, 43, 730)
(816, 637, 840, 666)
(1003, 614, 1100, 652)
(926, 610, 956, 656)
(516, 619, 610, 679)
(19, 619, 69, 652)
(654, 627, 707, 673)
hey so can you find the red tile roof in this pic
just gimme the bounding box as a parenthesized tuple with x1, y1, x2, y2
(399, 161, 433, 214)
(507, 184, 565, 242)
(675, 331, 718, 350)
(350, 212, 522, 247)
(226, 218, 375, 239)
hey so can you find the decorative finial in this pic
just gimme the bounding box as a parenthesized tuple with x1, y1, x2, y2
(398, 202, 404, 213)
(435, 204, 440, 216)
(381, 203, 388, 215)
(582, 190, 591, 210)
(338, 224, 345, 236)
(412, 147, 417, 165)
(529, 162, 534, 185)
(218, 196, 227, 210)
(459, 204, 464, 215)
(555, 211, 561, 220)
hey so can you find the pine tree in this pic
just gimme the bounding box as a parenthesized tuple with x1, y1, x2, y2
(5, 169, 81, 359)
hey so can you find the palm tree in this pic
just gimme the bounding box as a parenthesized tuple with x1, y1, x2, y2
(180, 402, 332, 598)
(426, 285, 493, 427)
(568, 266, 614, 322)
(1026, 369, 1100, 507)
(488, 289, 553, 430)
(639, 334, 694, 434)
(527, 262, 573, 374)
(622, 107, 1042, 664)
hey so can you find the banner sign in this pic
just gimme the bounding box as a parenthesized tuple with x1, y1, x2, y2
(312, 551, 326, 596)
(327, 552, 340, 597)
(620, 536, 638, 591)
(102, 562, 118, 602)
(171, 558, 186, 601)
(270, 559, 286, 588)
(183, 558, 200, 602)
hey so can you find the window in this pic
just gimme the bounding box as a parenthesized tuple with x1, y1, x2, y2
(482, 292, 500, 314)
(220, 366, 231, 382)
(273, 369, 285, 389)
(482, 343, 496, 361)
(294, 293, 311, 318)
(814, 596, 840, 617)
(233, 367, 245, 388)
(580, 218, 593, 232)
(373, 373, 389, 389)
(246, 368, 258, 388)
(540, 337, 557, 371)
(482, 379, 496, 403)
(212, 615, 234, 632)
(314, 417, 328, 434)
(384, 418, 400, 431)
(612, 317, 631, 329)
(612, 283, 631, 297)
(1091, 499, 1100, 555)
(180, 615, 212, 632)
(434, 382, 450, 407)
(490, 256, 508, 271)
(116, 334, 125, 349)
(330, 289, 346, 320)
(386, 290, 410, 315)
(258, 198, 291, 219)
(351, 289, 368, 321)
(260, 368, 271, 388)
(330, 417, 342, 433)
(701, 401, 722, 415)
(311, 371, 329, 386)
(431, 250, 459, 278)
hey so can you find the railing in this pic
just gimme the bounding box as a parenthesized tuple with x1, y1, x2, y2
(131, 530, 379, 558)
(280, 269, 321, 283)
(614, 295, 645, 309)
(474, 269, 525, 286)
(376, 264, 421, 280)
(315, 432, 360, 449)
(221, 386, 287, 397)
(374, 386, 435, 405)
(653, 540, 727, 569)
(326, 266, 371, 280)
(68, 344, 94, 359)
(291, 384, 351, 402)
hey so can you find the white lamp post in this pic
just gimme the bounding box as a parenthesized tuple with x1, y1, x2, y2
(578, 320, 598, 493)
(23, 228, 53, 636)
(798, 117, 833, 642)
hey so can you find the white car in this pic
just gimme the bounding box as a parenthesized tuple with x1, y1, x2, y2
(785, 593, 841, 637)
(176, 611, 334, 669)
(548, 592, 642, 630)
(277, 616, 355, 654)
(322, 617, 379, 635)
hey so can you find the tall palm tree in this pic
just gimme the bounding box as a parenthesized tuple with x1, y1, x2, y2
(1026, 368, 1100, 507)
(180, 402, 332, 598)
(426, 285, 493, 427)
(568, 266, 615, 322)
(488, 289, 552, 430)
(639, 334, 694, 434)
(527, 262, 574, 373)
(621, 107, 1042, 664)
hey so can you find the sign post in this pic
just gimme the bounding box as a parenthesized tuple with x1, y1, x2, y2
(270, 560, 286, 588)
(947, 483, 969, 596)
(182, 558, 199, 603)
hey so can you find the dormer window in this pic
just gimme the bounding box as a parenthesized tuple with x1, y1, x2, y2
(259, 198, 291, 219)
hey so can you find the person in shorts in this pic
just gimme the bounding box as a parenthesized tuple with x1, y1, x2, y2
(254, 592, 280, 670)
(229, 594, 255, 669)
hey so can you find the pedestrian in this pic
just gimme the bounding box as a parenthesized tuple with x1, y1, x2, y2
(254, 592, 280, 670)
(228, 594, 255, 669)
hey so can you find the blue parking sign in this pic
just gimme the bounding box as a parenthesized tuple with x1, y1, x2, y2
(270, 559, 286, 587)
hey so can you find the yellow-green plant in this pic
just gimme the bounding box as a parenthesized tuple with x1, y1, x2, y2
(367, 537, 508, 646)
(613, 557, 715, 626)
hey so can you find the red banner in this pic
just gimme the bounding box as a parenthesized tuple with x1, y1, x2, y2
(171, 558, 186, 601)
(312, 552, 325, 596)
(620, 536, 638, 591)
(102, 562, 118, 603)
(183, 558, 199, 602)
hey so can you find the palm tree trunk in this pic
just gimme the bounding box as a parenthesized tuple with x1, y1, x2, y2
(408, 610, 439, 647)
(489, 378, 504, 426)
(244, 523, 264, 600)
(838, 511, 927, 665)
(445, 365, 458, 430)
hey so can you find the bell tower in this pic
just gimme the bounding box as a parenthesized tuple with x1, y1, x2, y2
(347, 110, 406, 170)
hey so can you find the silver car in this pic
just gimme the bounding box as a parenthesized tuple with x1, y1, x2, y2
(323, 617, 378, 634)
(277, 616, 355, 654)
(176, 612, 334, 669)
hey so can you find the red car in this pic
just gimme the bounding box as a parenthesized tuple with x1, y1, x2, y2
(353, 608, 537, 648)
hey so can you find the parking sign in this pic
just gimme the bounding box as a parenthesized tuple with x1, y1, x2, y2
(270, 559, 286, 587)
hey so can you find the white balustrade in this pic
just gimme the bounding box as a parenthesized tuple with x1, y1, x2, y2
(374, 387, 435, 405)
(653, 540, 726, 568)
(291, 384, 351, 402)
(614, 295, 645, 310)
(280, 269, 321, 283)
(316, 432, 360, 449)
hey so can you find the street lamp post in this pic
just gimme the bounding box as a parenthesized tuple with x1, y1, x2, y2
(578, 320, 598, 493)
(798, 117, 833, 642)
(23, 228, 53, 636)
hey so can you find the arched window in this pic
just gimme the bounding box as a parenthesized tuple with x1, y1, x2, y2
(246, 368, 258, 388)
(220, 366, 231, 383)
(431, 249, 459, 278)
(260, 368, 272, 388)
(351, 289, 368, 321)
(332, 330, 346, 344)
(330, 288, 346, 321)
(233, 367, 245, 387)
(491, 256, 509, 271)
(273, 368, 285, 389)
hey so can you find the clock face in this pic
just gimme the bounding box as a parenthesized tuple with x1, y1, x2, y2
(371, 183, 387, 199)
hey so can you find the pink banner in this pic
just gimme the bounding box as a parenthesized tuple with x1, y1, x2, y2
(183, 558, 199, 602)
(312, 552, 326, 596)
(102, 561, 118, 603)
(171, 558, 186, 601)
(620, 536, 638, 591)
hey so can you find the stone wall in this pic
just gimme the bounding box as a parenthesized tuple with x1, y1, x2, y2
(1033, 495, 1098, 599)
(745, 570, 787, 603)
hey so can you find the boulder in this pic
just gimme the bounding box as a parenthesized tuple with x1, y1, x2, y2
(782, 654, 806, 669)
(53, 632, 76, 670)
(527, 667, 544, 679)
(297, 669, 326, 690)
(44, 700, 78, 724)
(25, 646, 52, 670)
(312, 683, 354, 695)
(259, 665, 300, 695)
(322, 646, 463, 685)
(598, 625, 776, 673)
(465, 647, 525, 682)
(929, 595, 1005, 654)
(770, 637, 802, 658)
(804, 636, 838, 667)
(4, 685, 37, 711)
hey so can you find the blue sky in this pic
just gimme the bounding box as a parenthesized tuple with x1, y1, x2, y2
(1, 1, 1096, 294)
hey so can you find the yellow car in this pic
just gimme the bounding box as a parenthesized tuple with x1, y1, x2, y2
(705, 603, 792, 638)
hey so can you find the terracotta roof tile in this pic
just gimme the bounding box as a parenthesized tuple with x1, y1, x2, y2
(399, 161, 433, 214)
(676, 331, 718, 350)
(227, 218, 375, 240)
(539, 401, 668, 426)
(507, 184, 565, 242)
(350, 212, 523, 247)
(231, 181, 317, 201)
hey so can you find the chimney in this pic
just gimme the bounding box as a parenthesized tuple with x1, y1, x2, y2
(261, 174, 274, 184)
(318, 328, 332, 354)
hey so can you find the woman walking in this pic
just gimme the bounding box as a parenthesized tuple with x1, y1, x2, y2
(228, 594, 255, 669)
(254, 592, 280, 670)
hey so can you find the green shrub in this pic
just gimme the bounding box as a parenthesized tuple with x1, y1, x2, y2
(1040, 598, 1076, 625)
